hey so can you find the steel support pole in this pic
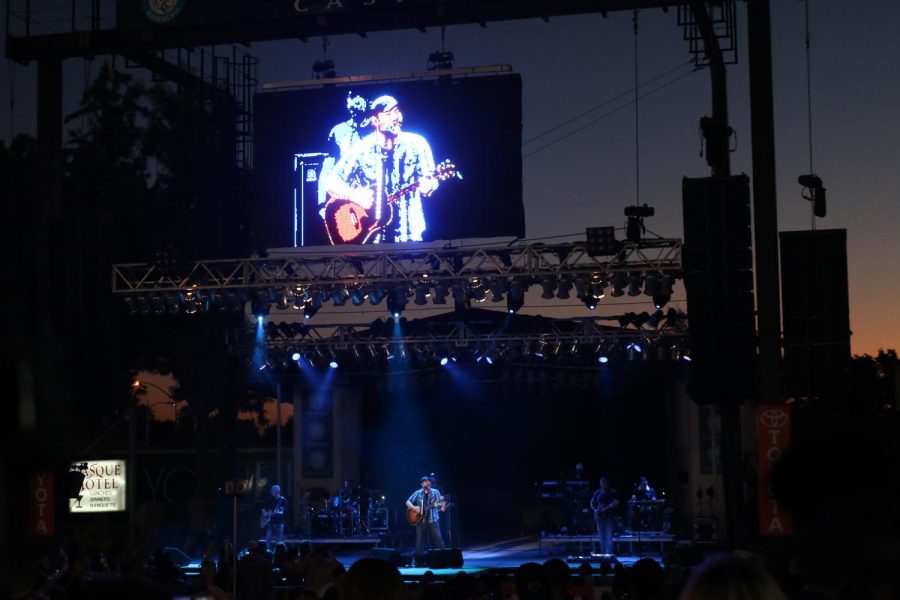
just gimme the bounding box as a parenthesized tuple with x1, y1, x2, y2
(747, 0, 782, 405)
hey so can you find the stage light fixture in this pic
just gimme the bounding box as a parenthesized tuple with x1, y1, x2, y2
(507, 280, 525, 314)
(557, 277, 573, 300)
(591, 278, 607, 299)
(251, 290, 269, 318)
(540, 276, 557, 299)
(332, 288, 349, 307)
(368, 287, 386, 306)
(304, 295, 322, 320)
(489, 279, 506, 302)
(414, 283, 430, 305)
(329, 360, 339, 369)
(265, 321, 280, 339)
(582, 295, 598, 310)
(624, 204, 654, 242)
(135, 296, 150, 315)
(451, 284, 467, 305)
(440, 356, 449, 366)
(291, 351, 302, 362)
(610, 273, 627, 297)
(627, 273, 643, 297)
(798, 173, 827, 218)
(643, 272, 660, 297)
(598, 355, 610, 364)
(350, 287, 367, 306)
(618, 313, 635, 328)
(432, 281, 449, 304)
(653, 291, 671, 310)
(586, 226, 619, 256)
(124, 297, 138, 316)
(387, 288, 408, 318)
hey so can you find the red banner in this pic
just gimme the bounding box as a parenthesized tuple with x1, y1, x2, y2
(30, 472, 54, 536)
(757, 406, 793, 536)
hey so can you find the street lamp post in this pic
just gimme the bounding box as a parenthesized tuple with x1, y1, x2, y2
(131, 379, 182, 447)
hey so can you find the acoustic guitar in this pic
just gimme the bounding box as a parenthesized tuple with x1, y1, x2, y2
(406, 498, 453, 526)
(324, 159, 461, 245)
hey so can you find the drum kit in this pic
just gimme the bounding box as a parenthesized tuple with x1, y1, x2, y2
(303, 488, 390, 537)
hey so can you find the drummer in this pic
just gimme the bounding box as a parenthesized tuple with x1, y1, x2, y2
(632, 476, 657, 501)
(337, 479, 354, 504)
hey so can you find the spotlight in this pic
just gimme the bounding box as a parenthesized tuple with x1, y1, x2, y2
(350, 287, 367, 306)
(582, 295, 598, 310)
(798, 173, 827, 218)
(440, 357, 449, 366)
(387, 288, 408, 318)
(291, 351, 302, 361)
(598, 355, 609, 364)
(653, 275, 674, 309)
(590, 279, 607, 299)
(632, 311, 651, 329)
(643, 272, 661, 297)
(557, 277, 573, 299)
(414, 283, 430, 306)
(432, 281, 449, 304)
(332, 288, 349, 307)
(610, 273, 627, 297)
(489, 279, 506, 302)
(652, 291, 671, 310)
(627, 274, 643, 297)
(304, 295, 322, 320)
(369, 287, 386, 306)
(251, 290, 269, 318)
(540, 276, 557, 299)
(507, 280, 525, 314)
(485, 356, 494, 365)
(329, 360, 339, 369)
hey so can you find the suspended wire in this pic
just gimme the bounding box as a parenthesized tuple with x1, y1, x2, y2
(803, 0, 816, 230)
(6, 60, 15, 140)
(523, 66, 699, 159)
(633, 9, 641, 208)
(523, 59, 694, 146)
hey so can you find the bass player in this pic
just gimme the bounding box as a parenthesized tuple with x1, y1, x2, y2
(405, 475, 446, 559)
(590, 477, 620, 556)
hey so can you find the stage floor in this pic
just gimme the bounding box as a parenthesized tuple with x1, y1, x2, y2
(297, 536, 668, 575)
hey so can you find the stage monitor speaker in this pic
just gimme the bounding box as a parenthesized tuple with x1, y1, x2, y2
(368, 548, 406, 567)
(423, 548, 463, 568)
(780, 229, 851, 402)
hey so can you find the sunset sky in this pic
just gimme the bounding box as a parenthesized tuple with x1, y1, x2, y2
(3, 1, 898, 356)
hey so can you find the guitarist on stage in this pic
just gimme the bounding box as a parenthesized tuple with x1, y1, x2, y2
(405, 475, 447, 559)
(324, 95, 438, 243)
(590, 477, 620, 556)
(262, 484, 287, 545)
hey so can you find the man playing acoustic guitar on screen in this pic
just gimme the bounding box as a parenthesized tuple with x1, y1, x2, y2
(323, 95, 458, 244)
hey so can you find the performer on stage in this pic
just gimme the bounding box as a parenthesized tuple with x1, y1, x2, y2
(262, 484, 287, 545)
(406, 475, 446, 559)
(590, 477, 620, 556)
(632, 476, 657, 501)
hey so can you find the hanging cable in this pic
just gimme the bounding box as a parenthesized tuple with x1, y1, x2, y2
(523, 65, 698, 159)
(7, 59, 15, 140)
(804, 0, 815, 229)
(633, 9, 641, 208)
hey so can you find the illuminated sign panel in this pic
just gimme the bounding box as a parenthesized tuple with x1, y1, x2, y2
(68, 460, 127, 513)
(254, 74, 524, 247)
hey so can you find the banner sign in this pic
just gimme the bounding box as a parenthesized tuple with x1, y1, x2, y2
(30, 472, 54, 536)
(757, 406, 793, 536)
(68, 460, 127, 513)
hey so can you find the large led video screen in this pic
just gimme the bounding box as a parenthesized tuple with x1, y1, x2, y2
(254, 74, 524, 247)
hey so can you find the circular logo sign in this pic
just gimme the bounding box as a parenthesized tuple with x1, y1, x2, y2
(142, 0, 186, 24)
(759, 408, 788, 428)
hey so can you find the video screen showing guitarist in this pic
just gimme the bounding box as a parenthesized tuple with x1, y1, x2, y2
(590, 477, 620, 556)
(405, 475, 447, 559)
(262, 484, 287, 545)
(324, 95, 440, 244)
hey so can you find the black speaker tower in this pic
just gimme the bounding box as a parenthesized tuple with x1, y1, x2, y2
(682, 175, 757, 404)
(779, 229, 851, 402)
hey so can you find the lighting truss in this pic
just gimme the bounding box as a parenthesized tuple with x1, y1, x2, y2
(113, 239, 682, 313)
(233, 311, 689, 367)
